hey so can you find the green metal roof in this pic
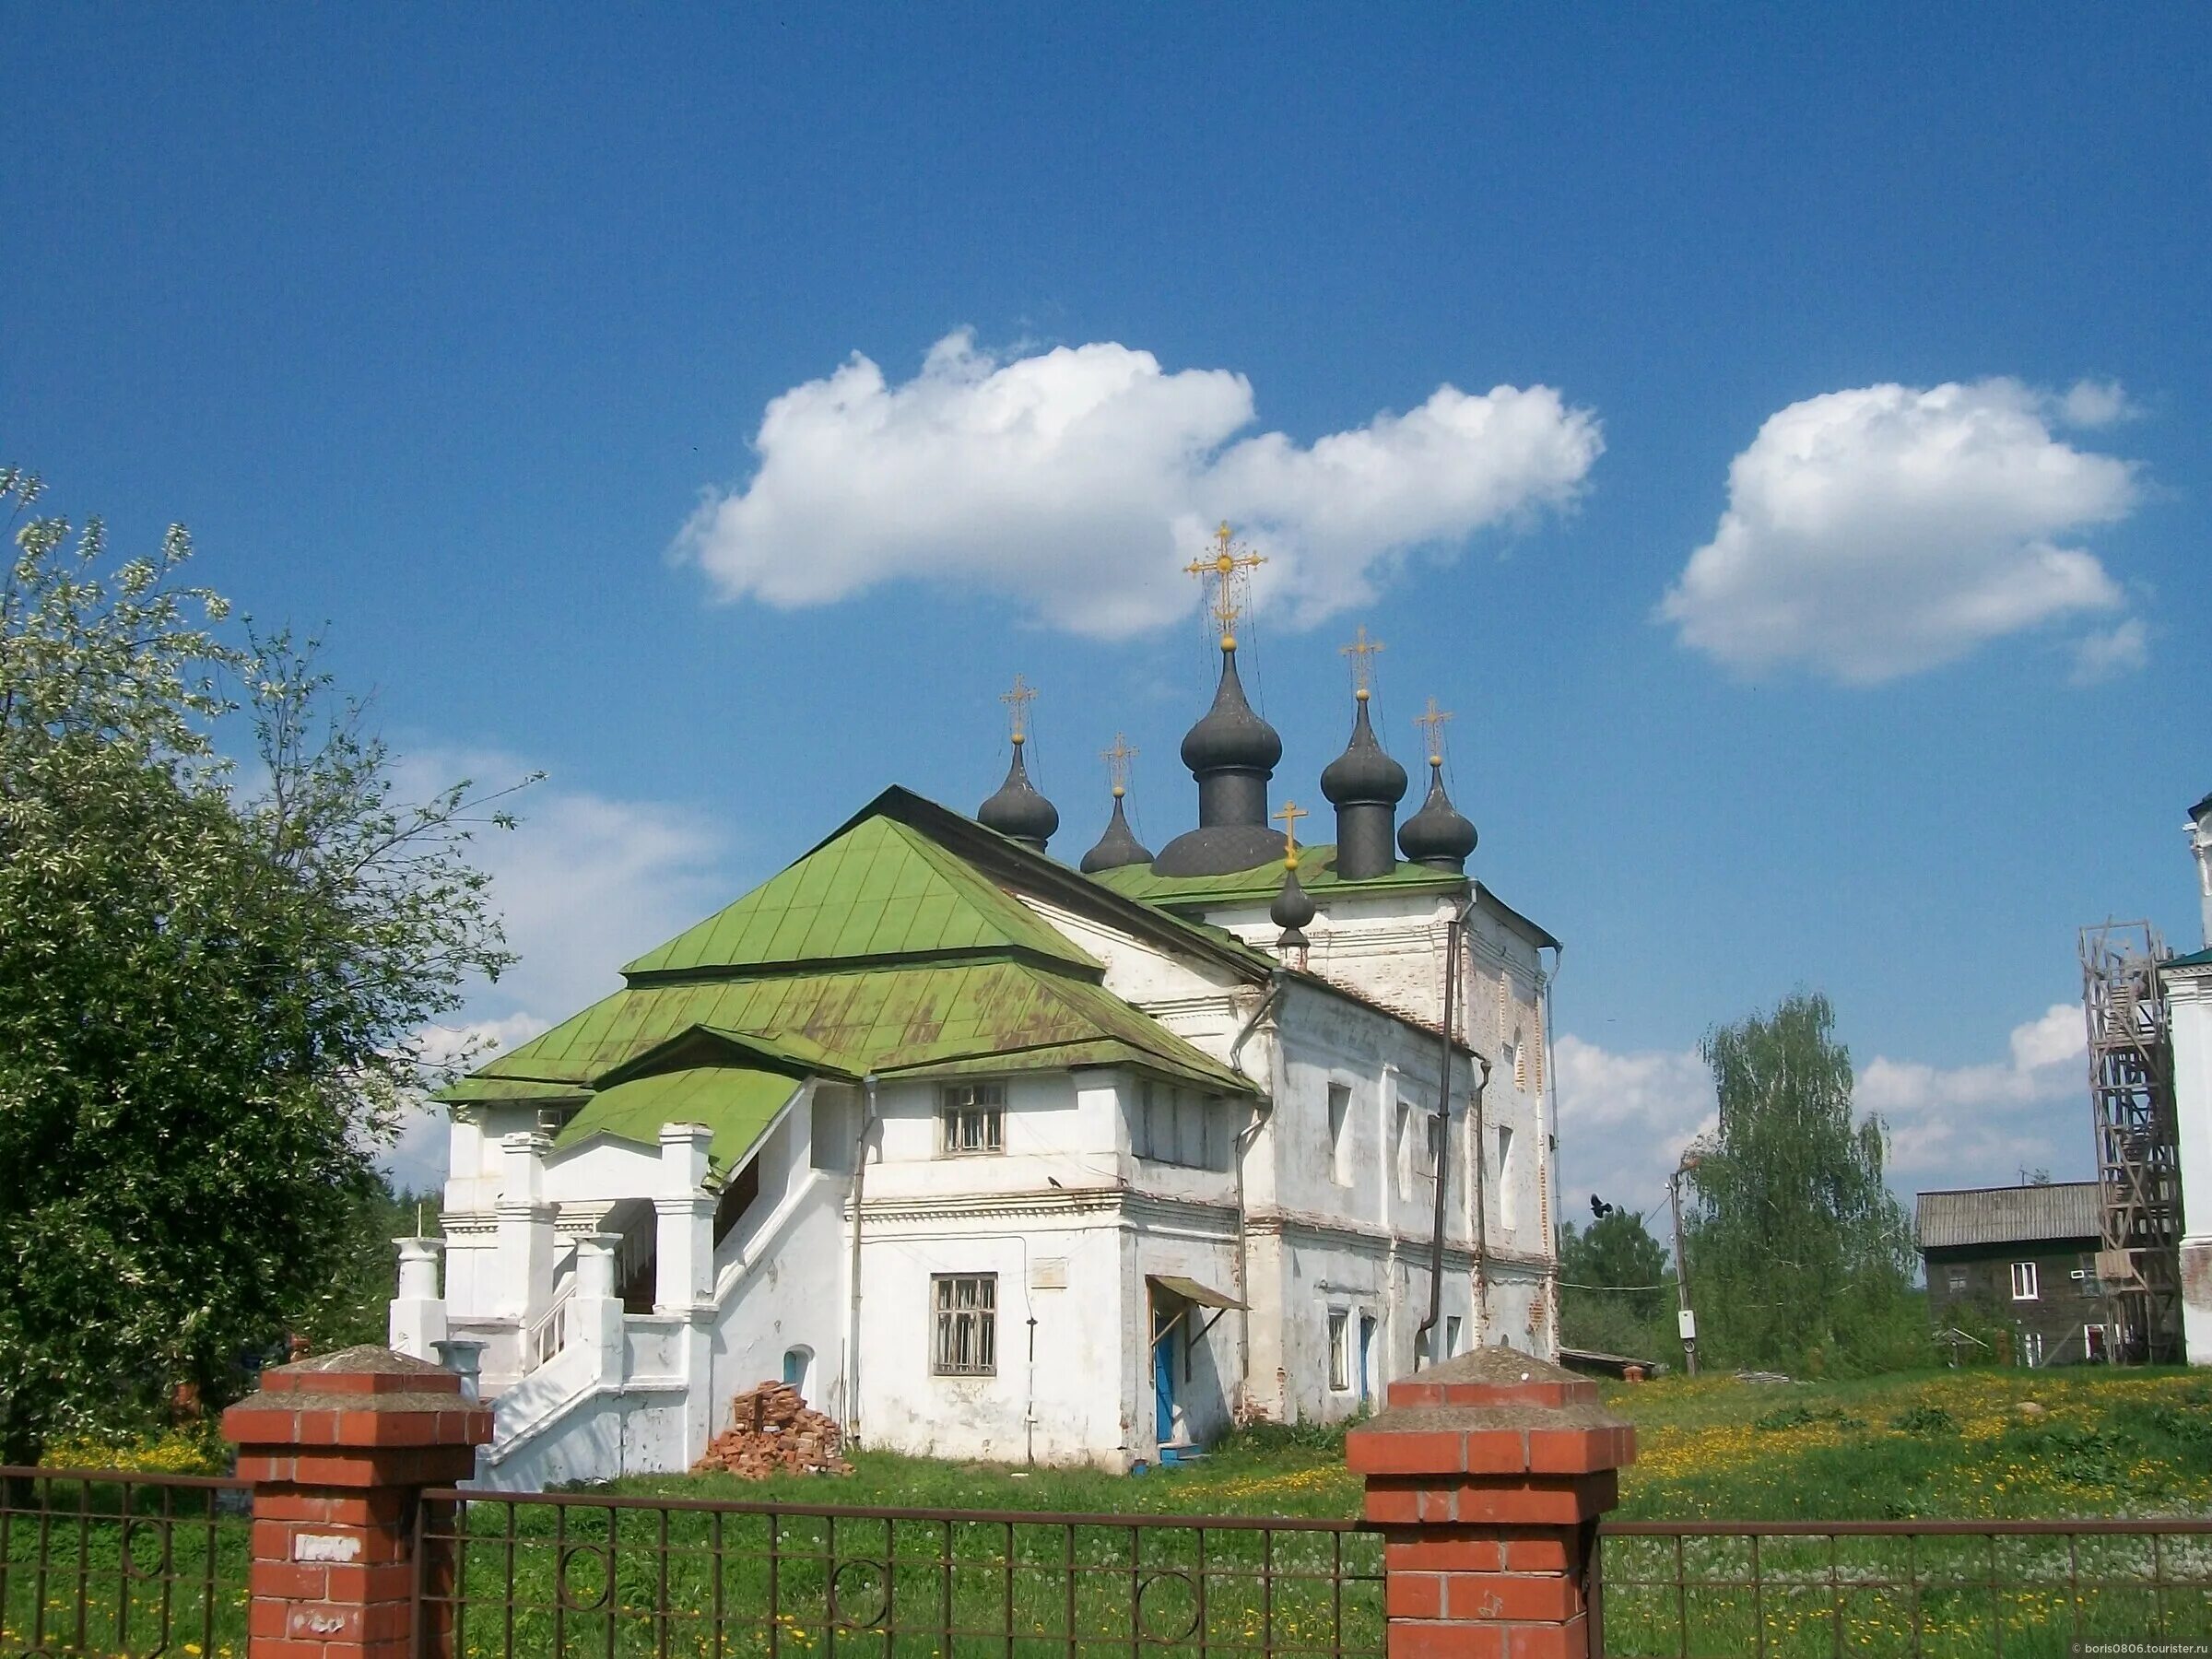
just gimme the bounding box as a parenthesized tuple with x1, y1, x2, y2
(624, 815, 1098, 978)
(440, 798, 1286, 1175)
(2166, 946, 2212, 971)
(1088, 842, 1468, 908)
(475, 959, 1252, 1098)
(556, 1065, 800, 1170)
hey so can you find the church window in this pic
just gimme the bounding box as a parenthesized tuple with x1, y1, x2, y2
(938, 1083, 1005, 1155)
(1446, 1314, 1463, 1356)
(1326, 1309, 1350, 1391)
(1394, 1101, 1413, 1198)
(1327, 1083, 1352, 1185)
(1495, 1124, 1516, 1231)
(932, 1274, 997, 1375)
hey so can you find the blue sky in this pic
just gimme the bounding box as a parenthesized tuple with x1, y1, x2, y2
(7, 6, 2207, 1208)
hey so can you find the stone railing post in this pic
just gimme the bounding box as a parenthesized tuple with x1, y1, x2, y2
(222, 1345, 492, 1659)
(387, 1237, 447, 1361)
(1347, 1348, 1633, 1659)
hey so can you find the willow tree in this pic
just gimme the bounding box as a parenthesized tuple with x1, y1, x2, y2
(1682, 993, 1918, 1373)
(0, 468, 526, 1461)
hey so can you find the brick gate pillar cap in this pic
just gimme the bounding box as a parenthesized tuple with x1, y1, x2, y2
(1347, 1347, 1634, 1519)
(223, 1344, 492, 1485)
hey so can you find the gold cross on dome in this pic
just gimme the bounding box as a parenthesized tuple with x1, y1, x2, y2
(1101, 733, 1138, 797)
(1341, 625, 1384, 696)
(1414, 697, 1453, 766)
(1183, 522, 1266, 650)
(1272, 799, 1309, 867)
(1000, 674, 1037, 743)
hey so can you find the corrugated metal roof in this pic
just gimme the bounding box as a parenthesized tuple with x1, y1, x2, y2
(1915, 1182, 2101, 1250)
(623, 816, 1097, 977)
(2165, 946, 2212, 971)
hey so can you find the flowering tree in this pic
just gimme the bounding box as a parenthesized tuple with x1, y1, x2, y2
(0, 468, 527, 1461)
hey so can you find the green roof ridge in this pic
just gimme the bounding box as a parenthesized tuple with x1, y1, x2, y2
(622, 815, 1098, 978)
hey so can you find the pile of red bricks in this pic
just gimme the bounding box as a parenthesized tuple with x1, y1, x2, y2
(693, 1382, 852, 1478)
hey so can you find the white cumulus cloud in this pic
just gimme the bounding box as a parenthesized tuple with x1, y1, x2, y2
(1660, 379, 2143, 683)
(1857, 1002, 2087, 1187)
(676, 331, 1602, 636)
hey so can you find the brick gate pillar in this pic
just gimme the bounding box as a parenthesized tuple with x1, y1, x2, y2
(1347, 1348, 1634, 1659)
(222, 1345, 492, 1659)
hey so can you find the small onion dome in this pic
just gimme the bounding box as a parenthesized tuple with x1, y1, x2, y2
(1180, 648, 1283, 778)
(1320, 690, 1408, 806)
(977, 736, 1059, 853)
(1399, 759, 1477, 871)
(1079, 792, 1153, 874)
(1271, 863, 1317, 951)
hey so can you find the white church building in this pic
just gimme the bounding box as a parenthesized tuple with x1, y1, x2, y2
(391, 629, 1563, 1489)
(2165, 790, 2212, 1363)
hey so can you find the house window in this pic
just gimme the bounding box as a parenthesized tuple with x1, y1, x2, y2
(1327, 1084, 1353, 1185)
(1946, 1267, 1968, 1295)
(931, 1275, 997, 1375)
(2075, 1254, 2102, 1298)
(2085, 1324, 2107, 1362)
(1445, 1315, 1463, 1356)
(2010, 1261, 2039, 1301)
(939, 1083, 1005, 1155)
(1327, 1309, 1350, 1391)
(2020, 1329, 2044, 1368)
(1495, 1124, 1517, 1230)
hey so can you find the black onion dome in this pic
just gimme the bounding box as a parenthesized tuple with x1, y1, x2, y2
(1271, 864, 1316, 948)
(1320, 695, 1409, 806)
(1180, 650, 1283, 776)
(1398, 761, 1477, 870)
(1079, 794, 1153, 874)
(977, 739, 1059, 851)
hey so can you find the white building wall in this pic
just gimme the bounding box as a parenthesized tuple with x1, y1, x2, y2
(2169, 966, 2212, 1365)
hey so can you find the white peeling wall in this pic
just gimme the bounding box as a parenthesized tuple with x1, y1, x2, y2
(854, 1216, 1128, 1465)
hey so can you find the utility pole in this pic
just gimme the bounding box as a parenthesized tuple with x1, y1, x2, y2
(1668, 1155, 1700, 1377)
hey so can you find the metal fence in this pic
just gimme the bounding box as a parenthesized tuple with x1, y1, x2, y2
(412, 1488, 1387, 1658)
(0, 1465, 252, 1658)
(1594, 1518, 2212, 1658)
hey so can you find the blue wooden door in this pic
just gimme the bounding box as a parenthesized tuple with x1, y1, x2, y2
(1153, 1307, 1177, 1451)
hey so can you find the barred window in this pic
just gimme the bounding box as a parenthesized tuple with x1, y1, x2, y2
(938, 1082, 1005, 1155)
(932, 1274, 997, 1376)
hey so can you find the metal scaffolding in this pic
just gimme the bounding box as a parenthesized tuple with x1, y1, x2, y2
(2079, 921, 2182, 1363)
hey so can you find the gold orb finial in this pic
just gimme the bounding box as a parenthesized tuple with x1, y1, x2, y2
(1272, 799, 1309, 869)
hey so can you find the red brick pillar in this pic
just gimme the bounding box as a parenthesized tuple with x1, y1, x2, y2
(1347, 1349, 1634, 1659)
(222, 1345, 492, 1659)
